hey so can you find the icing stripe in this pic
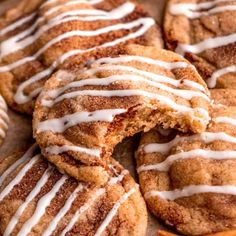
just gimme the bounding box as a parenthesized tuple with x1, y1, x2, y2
(40, 89, 209, 120)
(41, 0, 103, 9)
(0, 143, 38, 186)
(10, 17, 155, 104)
(47, 74, 209, 101)
(176, 33, 236, 55)
(1, 0, 104, 38)
(0, 13, 36, 36)
(60, 188, 106, 236)
(0, 17, 155, 72)
(17, 175, 68, 236)
(0, 2, 136, 57)
(45, 145, 101, 157)
(71, 65, 206, 91)
(3, 167, 52, 236)
(108, 170, 129, 185)
(95, 55, 190, 70)
(94, 187, 136, 236)
(207, 65, 236, 88)
(43, 0, 105, 16)
(145, 185, 236, 201)
(42, 184, 84, 236)
(94, 56, 208, 93)
(170, 0, 236, 19)
(143, 131, 236, 155)
(137, 149, 236, 173)
(36, 109, 127, 133)
(213, 116, 236, 126)
(0, 154, 40, 201)
(60, 171, 130, 236)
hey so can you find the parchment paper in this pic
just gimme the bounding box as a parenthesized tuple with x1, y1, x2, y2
(0, 1, 170, 235)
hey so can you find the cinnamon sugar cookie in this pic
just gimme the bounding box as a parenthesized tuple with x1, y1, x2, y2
(164, 0, 236, 89)
(136, 106, 236, 235)
(0, 94, 9, 146)
(33, 44, 211, 184)
(0, 144, 147, 236)
(0, 0, 162, 114)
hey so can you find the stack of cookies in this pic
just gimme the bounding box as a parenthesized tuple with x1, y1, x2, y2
(0, 0, 235, 235)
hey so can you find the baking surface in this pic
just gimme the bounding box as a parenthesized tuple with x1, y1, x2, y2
(0, 0, 168, 235)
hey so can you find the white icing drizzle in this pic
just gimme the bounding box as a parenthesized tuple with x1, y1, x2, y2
(94, 187, 136, 236)
(0, 0, 156, 105)
(40, 0, 103, 10)
(176, 32, 236, 56)
(42, 184, 84, 236)
(4, 18, 153, 60)
(94, 56, 207, 93)
(145, 185, 236, 201)
(143, 131, 236, 155)
(183, 79, 207, 93)
(207, 65, 236, 88)
(169, 0, 236, 19)
(46, 74, 209, 103)
(41, 89, 209, 113)
(0, 2, 136, 57)
(3, 167, 52, 236)
(137, 149, 236, 173)
(60, 170, 129, 236)
(0, 143, 38, 186)
(213, 116, 236, 126)
(45, 145, 101, 157)
(95, 55, 190, 70)
(0, 17, 155, 73)
(10, 16, 155, 104)
(36, 109, 127, 133)
(43, 0, 105, 17)
(60, 188, 105, 236)
(107, 170, 129, 185)
(0, 13, 36, 36)
(51, 65, 207, 97)
(17, 175, 68, 236)
(0, 151, 131, 236)
(0, 154, 40, 201)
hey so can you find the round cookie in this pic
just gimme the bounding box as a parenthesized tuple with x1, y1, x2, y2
(0, 0, 163, 114)
(0, 144, 147, 236)
(136, 106, 236, 235)
(0, 94, 9, 146)
(164, 0, 236, 89)
(33, 44, 211, 184)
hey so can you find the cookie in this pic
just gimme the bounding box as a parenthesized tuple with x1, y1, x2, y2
(0, 0, 162, 114)
(136, 106, 236, 235)
(33, 44, 211, 184)
(164, 0, 236, 89)
(0, 94, 9, 146)
(0, 144, 147, 236)
(211, 88, 236, 107)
